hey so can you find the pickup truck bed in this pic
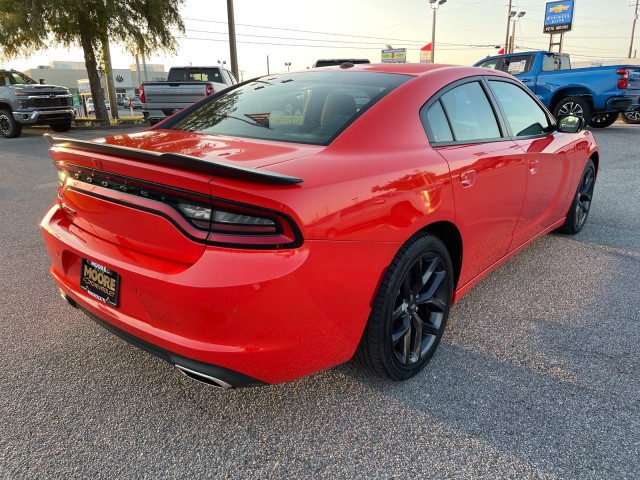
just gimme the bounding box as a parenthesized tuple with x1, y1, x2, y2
(141, 66, 238, 125)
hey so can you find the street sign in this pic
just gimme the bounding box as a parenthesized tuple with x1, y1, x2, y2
(381, 48, 407, 63)
(543, 0, 575, 34)
(420, 44, 432, 64)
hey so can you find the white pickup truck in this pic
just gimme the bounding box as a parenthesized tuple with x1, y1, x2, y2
(140, 66, 238, 125)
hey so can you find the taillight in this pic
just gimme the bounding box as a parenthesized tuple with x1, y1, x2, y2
(54, 164, 302, 249)
(206, 84, 214, 96)
(617, 68, 629, 89)
(179, 199, 301, 248)
(139, 84, 145, 103)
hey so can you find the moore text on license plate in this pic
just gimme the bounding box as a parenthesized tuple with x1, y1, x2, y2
(80, 259, 120, 307)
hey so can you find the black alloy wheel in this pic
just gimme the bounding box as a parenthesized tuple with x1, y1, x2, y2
(588, 113, 618, 128)
(558, 159, 596, 235)
(354, 234, 453, 380)
(621, 110, 640, 124)
(553, 96, 593, 126)
(0, 109, 22, 138)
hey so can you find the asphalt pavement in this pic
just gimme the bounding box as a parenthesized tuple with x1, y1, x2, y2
(0, 123, 638, 479)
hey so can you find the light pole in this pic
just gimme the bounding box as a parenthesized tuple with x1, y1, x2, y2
(217, 60, 227, 68)
(630, 0, 639, 58)
(429, 0, 447, 63)
(509, 11, 526, 54)
(285, 62, 291, 72)
(505, 0, 513, 55)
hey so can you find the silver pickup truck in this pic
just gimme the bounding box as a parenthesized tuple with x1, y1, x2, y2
(0, 69, 75, 138)
(140, 66, 238, 125)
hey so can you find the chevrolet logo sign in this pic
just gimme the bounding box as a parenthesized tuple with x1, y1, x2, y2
(549, 4, 570, 13)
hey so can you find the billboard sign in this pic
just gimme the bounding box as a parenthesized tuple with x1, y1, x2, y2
(544, 0, 575, 33)
(381, 48, 407, 63)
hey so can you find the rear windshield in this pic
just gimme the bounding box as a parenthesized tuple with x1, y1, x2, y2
(169, 71, 410, 145)
(167, 68, 224, 83)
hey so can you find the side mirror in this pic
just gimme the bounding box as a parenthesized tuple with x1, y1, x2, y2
(557, 115, 584, 133)
(39, 79, 45, 84)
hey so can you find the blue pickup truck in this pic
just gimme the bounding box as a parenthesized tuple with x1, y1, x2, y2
(474, 51, 640, 128)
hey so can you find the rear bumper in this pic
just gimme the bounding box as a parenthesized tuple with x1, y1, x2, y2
(41, 203, 397, 385)
(13, 108, 75, 125)
(605, 94, 640, 112)
(63, 297, 265, 388)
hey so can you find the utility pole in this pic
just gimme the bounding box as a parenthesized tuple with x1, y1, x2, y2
(227, 0, 239, 79)
(429, 0, 447, 63)
(505, 0, 513, 54)
(630, 0, 640, 58)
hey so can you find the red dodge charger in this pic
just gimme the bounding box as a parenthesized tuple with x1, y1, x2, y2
(41, 63, 598, 388)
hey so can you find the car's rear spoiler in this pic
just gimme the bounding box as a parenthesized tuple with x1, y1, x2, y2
(44, 134, 303, 186)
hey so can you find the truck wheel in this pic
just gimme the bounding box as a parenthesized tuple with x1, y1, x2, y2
(553, 97, 593, 126)
(621, 110, 640, 124)
(588, 113, 618, 128)
(0, 109, 22, 138)
(50, 122, 72, 133)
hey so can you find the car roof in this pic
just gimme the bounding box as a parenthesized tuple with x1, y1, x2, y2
(299, 62, 514, 80)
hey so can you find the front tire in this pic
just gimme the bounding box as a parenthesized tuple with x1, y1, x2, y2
(0, 109, 22, 138)
(558, 159, 596, 235)
(354, 234, 453, 381)
(588, 113, 618, 128)
(553, 96, 593, 126)
(50, 122, 71, 133)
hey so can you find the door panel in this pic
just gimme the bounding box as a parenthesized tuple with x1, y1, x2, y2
(436, 142, 527, 286)
(509, 135, 576, 249)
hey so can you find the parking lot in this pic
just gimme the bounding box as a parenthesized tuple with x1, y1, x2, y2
(1, 123, 638, 478)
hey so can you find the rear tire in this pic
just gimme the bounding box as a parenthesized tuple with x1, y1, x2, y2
(0, 109, 22, 138)
(621, 110, 640, 124)
(588, 113, 618, 128)
(354, 234, 453, 381)
(553, 96, 593, 126)
(558, 159, 596, 235)
(50, 122, 72, 133)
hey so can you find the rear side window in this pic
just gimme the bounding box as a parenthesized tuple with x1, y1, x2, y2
(439, 82, 501, 142)
(167, 68, 223, 82)
(542, 55, 571, 71)
(425, 101, 453, 142)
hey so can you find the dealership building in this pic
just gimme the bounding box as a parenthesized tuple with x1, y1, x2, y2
(23, 60, 168, 101)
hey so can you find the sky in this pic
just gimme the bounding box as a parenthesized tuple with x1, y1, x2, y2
(2, 0, 639, 80)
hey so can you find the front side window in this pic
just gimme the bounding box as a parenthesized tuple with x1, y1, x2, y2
(488, 80, 553, 137)
(502, 55, 533, 75)
(168, 71, 410, 145)
(439, 81, 501, 142)
(0, 71, 37, 86)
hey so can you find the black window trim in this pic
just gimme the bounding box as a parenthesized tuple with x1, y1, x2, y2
(420, 75, 510, 147)
(420, 74, 559, 147)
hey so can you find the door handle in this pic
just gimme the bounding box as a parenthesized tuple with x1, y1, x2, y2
(460, 169, 476, 188)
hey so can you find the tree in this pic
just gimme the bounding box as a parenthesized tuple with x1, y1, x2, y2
(0, 0, 185, 125)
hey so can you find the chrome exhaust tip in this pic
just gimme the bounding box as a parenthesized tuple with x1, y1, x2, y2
(59, 289, 78, 308)
(175, 364, 233, 389)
